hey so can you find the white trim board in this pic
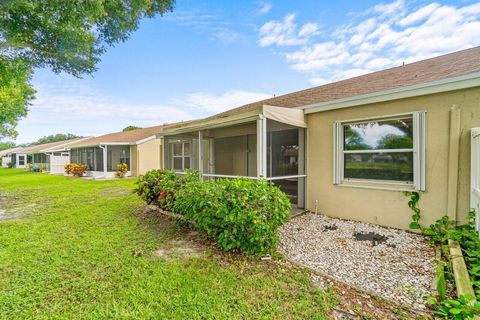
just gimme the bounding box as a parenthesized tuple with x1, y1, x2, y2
(302, 72, 480, 114)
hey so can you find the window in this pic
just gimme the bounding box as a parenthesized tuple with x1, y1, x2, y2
(170, 141, 191, 171)
(333, 112, 426, 190)
(18, 155, 25, 166)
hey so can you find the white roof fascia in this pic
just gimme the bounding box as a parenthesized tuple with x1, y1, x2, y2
(66, 142, 132, 150)
(40, 137, 92, 153)
(135, 135, 157, 145)
(159, 114, 260, 137)
(302, 72, 480, 114)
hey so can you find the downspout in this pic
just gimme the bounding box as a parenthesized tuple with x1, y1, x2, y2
(99, 145, 107, 179)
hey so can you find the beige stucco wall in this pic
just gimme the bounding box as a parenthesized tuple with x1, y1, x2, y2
(134, 138, 161, 176)
(130, 145, 138, 177)
(306, 87, 480, 230)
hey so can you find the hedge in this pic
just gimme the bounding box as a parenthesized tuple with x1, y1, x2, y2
(135, 170, 291, 255)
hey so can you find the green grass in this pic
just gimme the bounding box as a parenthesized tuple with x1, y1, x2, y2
(0, 169, 336, 319)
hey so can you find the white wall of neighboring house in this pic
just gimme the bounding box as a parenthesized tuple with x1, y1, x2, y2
(1, 156, 11, 168)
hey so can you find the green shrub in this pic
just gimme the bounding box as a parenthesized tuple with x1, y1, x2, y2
(135, 170, 202, 209)
(64, 163, 88, 177)
(135, 169, 186, 209)
(136, 170, 291, 255)
(172, 177, 291, 255)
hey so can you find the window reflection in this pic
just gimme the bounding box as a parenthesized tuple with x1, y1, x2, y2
(344, 118, 413, 151)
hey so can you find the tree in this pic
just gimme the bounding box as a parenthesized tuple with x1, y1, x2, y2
(0, 141, 15, 151)
(376, 134, 413, 149)
(0, 57, 35, 138)
(344, 126, 372, 150)
(0, 0, 175, 138)
(123, 125, 142, 132)
(32, 133, 82, 145)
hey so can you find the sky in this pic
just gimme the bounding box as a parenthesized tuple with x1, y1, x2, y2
(9, 0, 480, 144)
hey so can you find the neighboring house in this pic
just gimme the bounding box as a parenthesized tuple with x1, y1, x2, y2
(10, 150, 29, 169)
(41, 138, 91, 174)
(66, 126, 164, 178)
(0, 147, 24, 168)
(18, 138, 88, 172)
(159, 46, 480, 230)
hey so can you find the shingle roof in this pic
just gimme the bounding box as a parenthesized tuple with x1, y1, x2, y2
(0, 147, 24, 157)
(20, 138, 86, 154)
(67, 125, 166, 148)
(165, 46, 480, 131)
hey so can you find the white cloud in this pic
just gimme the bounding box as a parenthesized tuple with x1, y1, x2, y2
(372, 0, 406, 20)
(259, 1, 480, 84)
(31, 81, 190, 125)
(353, 123, 404, 147)
(14, 76, 273, 143)
(257, 2, 272, 15)
(298, 22, 320, 37)
(165, 9, 239, 45)
(32, 80, 272, 123)
(180, 90, 272, 113)
(398, 3, 440, 26)
(258, 13, 319, 47)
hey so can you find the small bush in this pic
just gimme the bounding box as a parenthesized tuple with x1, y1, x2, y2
(65, 163, 88, 177)
(7, 162, 13, 168)
(116, 163, 128, 178)
(135, 169, 181, 209)
(136, 170, 291, 255)
(173, 177, 291, 254)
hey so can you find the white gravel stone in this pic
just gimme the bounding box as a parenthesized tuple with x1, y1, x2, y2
(278, 213, 435, 309)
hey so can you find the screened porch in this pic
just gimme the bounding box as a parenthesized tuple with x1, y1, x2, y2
(32, 153, 50, 171)
(161, 105, 307, 208)
(70, 145, 131, 177)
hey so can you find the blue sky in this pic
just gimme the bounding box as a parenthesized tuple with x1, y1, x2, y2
(11, 0, 480, 143)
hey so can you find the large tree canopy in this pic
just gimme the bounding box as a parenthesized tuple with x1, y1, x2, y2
(32, 133, 82, 145)
(0, 56, 35, 138)
(0, 0, 175, 138)
(123, 125, 142, 132)
(0, 141, 15, 151)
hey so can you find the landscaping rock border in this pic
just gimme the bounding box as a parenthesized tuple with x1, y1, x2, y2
(278, 213, 436, 311)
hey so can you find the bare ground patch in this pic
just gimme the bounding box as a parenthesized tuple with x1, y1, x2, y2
(98, 186, 133, 198)
(136, 205, 213, 261)
(154, 238, 206, 261)
(0, 192, 36, 222)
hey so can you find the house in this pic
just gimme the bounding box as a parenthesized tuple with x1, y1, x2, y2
(0, 147, 24, 168)
(66, 126, 164, 178)
(14, 138, 88, 172)
(158, 46, 480, 230)
(9, 149, 29, 169)
(41, 138, 91, 174)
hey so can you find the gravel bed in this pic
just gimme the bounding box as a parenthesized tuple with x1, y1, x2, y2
(278, 213, 436, 310)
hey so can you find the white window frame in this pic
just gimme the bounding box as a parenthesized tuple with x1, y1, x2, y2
(170, 141, 191, 172)
(18, 155, 25, 166)
(333, 111, 426, 191)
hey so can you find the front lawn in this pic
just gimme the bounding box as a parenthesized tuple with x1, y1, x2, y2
(0, 169, 336, 319)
